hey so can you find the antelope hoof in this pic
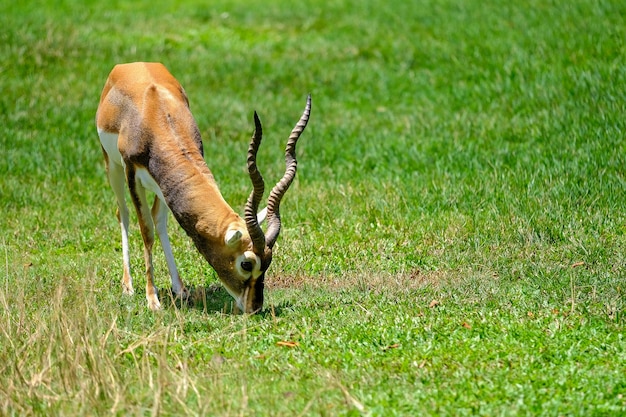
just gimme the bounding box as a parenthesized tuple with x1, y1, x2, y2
(122, 283, 135, 296)
(147, 297, 162, 311)
(176, 286, 191, 302)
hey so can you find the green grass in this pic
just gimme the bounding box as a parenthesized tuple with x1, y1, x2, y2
(1, 0, 626, 415)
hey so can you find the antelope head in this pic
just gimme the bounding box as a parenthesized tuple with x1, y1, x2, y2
(204, 96, 311, 313)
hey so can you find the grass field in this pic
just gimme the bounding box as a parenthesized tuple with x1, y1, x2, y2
(1, 0, 625, 415)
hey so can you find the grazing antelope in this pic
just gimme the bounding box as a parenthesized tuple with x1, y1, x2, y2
(96, 62, 310, 313)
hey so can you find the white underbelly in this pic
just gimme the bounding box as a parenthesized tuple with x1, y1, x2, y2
(136, 168, 166, 201)
(98, 129, 124, 166)
(98, 129, 166, 202)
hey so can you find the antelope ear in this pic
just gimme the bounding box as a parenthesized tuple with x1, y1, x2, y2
(257, 207, 268, 224)
(225, 229, 243, 247)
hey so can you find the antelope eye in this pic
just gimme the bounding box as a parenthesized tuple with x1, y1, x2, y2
(241, 260, 253, 272)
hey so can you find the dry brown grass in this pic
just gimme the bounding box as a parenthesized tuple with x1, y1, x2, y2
(0, 272, 211, 416)
(267, 267, 471, 292)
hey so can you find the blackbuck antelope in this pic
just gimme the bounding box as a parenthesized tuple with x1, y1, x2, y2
(96, 62, 310, 313)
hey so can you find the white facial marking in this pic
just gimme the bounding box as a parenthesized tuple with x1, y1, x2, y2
(221, 284, 245, 311)
(236, 251, 262, 278)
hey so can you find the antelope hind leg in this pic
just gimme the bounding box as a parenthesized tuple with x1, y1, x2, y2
(103, 152, 135, 295)
(127, 167, 161, 310)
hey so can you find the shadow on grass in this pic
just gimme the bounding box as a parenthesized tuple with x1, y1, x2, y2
(158, 285, 292, 317)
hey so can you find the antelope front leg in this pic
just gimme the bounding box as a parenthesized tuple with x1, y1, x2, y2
(151, 196, 189, 301)
(127, 168, 161, 310)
